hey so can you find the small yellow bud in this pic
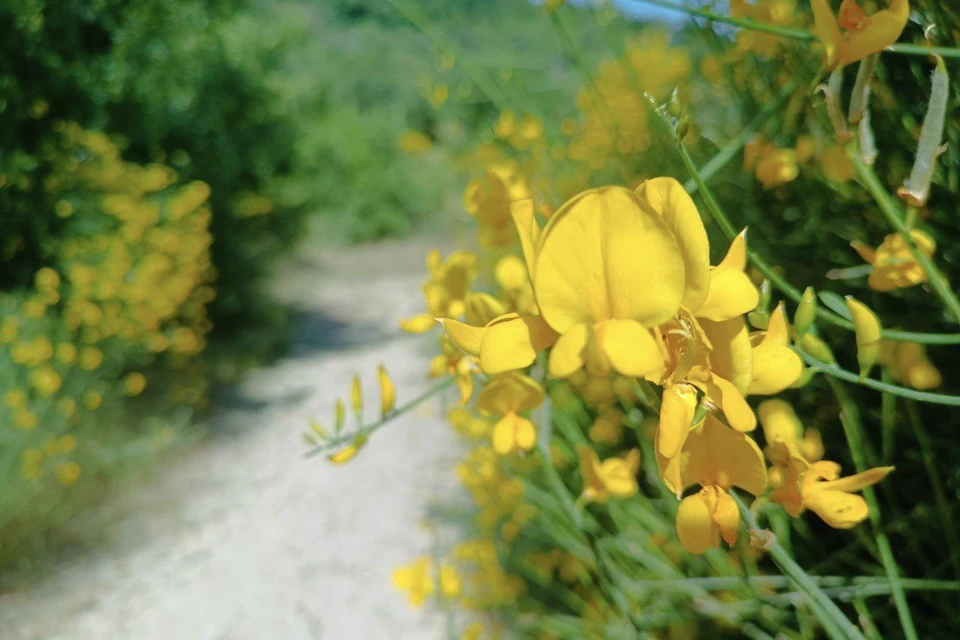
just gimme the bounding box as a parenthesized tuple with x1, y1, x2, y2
(351, 375, 363, 416)
(846, 296, 882, 378)
(378, 364, 396, 417)
(794, 287, 817, 340)
(328, 434, 368, 465)
(334, 398, 346, 434)
(798, 333, 836, 365)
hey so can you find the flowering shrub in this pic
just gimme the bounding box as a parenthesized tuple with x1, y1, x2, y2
(324, 0, 960, 637)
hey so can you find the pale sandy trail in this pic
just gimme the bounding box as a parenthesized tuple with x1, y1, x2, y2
(0, 238, 462, 640)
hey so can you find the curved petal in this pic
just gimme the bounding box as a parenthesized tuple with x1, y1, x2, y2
(714, 489, 741, 545)
(599, 319, 665, 378)
(479, 314, 558, 374)
(837, 0, 909, 68)
(658, 383, 698, 459)
(676, 492, 718, 554)
(477, 372, 544, 415)
(510, 199, 541, 280)
(812, 0, 842, 68)
(635, 177, 711, 311)
(440, 318, 485, 355)
(749, 342, 804, 395)
(465, 292, 507, 326)
(549, 323, 589, 378)
(696, 269, 759, 322)
(700, 317, 753, 394)
(805, 489, 870, 528)
(682, 416, 767, 495)
(534, 187, 685, 332)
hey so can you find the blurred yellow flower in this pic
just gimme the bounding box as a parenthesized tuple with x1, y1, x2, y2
(880, 341, 941, 390)
(577, 445, 640, 503)
(56, 462, 82, 486)
(392, 557, 434, 607)
(377, 364, 396, 416)
(852, 230, 935, 291)
(463, 165, 531, 249)
(124, 372, 148, 396)
(477, 372, 544, 455)
(398, 130, 433, 155)
(400, 250, 478, 332)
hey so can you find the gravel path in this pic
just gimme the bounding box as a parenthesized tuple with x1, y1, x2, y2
(0, 239, 462, 640)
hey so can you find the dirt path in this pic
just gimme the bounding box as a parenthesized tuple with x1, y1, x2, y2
(0, 239, 463, 640)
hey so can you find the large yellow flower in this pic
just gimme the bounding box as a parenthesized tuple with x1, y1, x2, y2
(811, 0, 909, 70)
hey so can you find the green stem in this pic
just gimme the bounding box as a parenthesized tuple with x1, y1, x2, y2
(668, 117, 960, 344)
(305, 375, 456, 458)
(797, 349, 960, 406)
(827, 378, 919, 640)
(731, 492, 867, 640)
(850, 150, 960, 326)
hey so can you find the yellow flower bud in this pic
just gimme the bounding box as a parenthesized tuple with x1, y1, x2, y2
(846, 296, 882, 378)
(334, 398, 346, 434)
(377, 364, 396, 417)
(794, 287, 817, 340)
(351, 375, 363, 416)
(328, 434, 368, 465)
(798, 332, 836, 365)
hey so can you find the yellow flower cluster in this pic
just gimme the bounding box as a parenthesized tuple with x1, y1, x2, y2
(2, 122, 220, 498)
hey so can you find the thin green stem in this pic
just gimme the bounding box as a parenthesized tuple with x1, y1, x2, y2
(850, 150, 960, 326)
(304, 375, 456, 458)
(668, 118, 960, 344)
(827, 378, 919, 640)
(797, 349, 960, 406)
(731, 492, 867, 640)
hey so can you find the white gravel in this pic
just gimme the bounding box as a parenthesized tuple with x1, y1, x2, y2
(0, 239, 463, 640)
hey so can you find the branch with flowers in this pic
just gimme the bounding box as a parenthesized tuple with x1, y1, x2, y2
(306, 1, 960, 637)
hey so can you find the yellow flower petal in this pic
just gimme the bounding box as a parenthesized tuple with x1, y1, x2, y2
(676, 492, 718, 554)
(477, 371, 545, 415)
(695, 232, 759, 322)
(548, 323, 589, 378)
(400, 314, 437, 333)
(805, 489, 870, 528)
(328, 435, 368, 464)
(511, 198, 542, 280)
(821, 465, 894, 493)
(599, 319, 665, 378)
(351, 375, 363, 414)
(440, 318, 484, 356)
(534, 187, 685, 332)
(479, 314, 558, 374)
(682, 416, 767, 495)
(837, 0, 909, 68)
(758, 398, 802, 448)
(658, 383, 698, 458)
(635, 177, 711, 312)
(598, 458, 639, 498)
(714, 489, 740, 546)
(700, 317, 753, 394)
(749, 304, 803, 395)
(465, 293, 507, 326)
(812, 0, 842, 67)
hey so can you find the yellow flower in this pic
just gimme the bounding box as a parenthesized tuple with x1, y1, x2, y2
(82, 390, 102, 410)
(56, 462, 82, 486)
(124, 372, 148, 396)
(463, 165, 532, 249)
(29, 365, 62, 396)
(35, 267, 61, 290)
(397, 130, 433, 155)
(659, 415, 767, 552)
(820, 144, 856, 182)
(577, 445, 640, 503)
(811, 0, 909, 69)
(477, 372, 544, 455)
(851, 230, 936, 291)
(880, 340, 941, 390)
(79, 346, 104, 371)
(400, 250, 478, 332)
(429, 335, 476, 404)
(377, 364, 396, 416)
(56, 342, 77, 364)
(439, 564, 462, 597)
(745, 139, 799, 188)
(801, 461, 893, 528)
(392, 557, 434, 607)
